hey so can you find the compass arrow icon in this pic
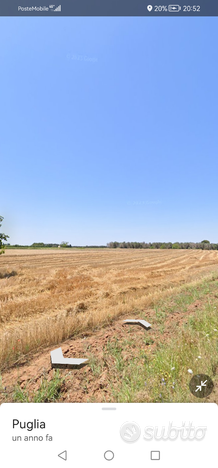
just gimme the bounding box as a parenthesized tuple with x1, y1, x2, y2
(195, 380, 207, 392)
(201, 380, 207, 387)
(189, 374, 213, 398)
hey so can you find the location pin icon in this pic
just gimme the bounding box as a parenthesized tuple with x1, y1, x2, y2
(147, 5, 153, 11)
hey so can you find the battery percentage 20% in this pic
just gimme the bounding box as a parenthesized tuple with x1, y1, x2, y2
(153, 5, 168, 11)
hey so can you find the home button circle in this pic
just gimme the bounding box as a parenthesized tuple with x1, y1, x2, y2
(104, 450, 114, 461)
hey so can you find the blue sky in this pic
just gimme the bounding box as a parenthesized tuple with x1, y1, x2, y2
(1, 17, 218, 245)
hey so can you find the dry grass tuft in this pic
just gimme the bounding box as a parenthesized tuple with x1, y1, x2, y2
(0, 270, 17, 279)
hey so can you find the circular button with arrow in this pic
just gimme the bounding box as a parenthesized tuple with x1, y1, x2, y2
(189, 374, 214, 398)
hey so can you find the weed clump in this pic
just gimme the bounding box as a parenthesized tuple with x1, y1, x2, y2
(0, 270, 17, 279)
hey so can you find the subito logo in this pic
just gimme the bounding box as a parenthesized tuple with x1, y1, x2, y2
(120, 422, 141, 443)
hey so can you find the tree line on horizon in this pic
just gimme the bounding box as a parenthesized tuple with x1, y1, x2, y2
(4, 242, 107, 249)
(106, 240, 218, 250)
(3, 240, 218, 250)
(1, 216, 217, 252)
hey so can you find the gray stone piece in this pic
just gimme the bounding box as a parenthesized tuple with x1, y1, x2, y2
(123, 319, 151, 330)
(50, 347, 89, 369)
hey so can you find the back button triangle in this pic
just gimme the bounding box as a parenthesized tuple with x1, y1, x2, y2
(58, 450, 67, 461)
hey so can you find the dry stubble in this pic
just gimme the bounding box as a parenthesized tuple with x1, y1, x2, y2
(0, 248, 218, 370)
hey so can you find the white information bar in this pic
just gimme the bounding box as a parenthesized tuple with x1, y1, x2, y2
(0, 403, 217, 467)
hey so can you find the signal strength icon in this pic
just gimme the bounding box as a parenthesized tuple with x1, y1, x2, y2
(54, 4, 61, 11)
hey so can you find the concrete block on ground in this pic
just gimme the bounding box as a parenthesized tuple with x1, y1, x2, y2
(50, 347, 89, 369)
(123, 319, 152, 330)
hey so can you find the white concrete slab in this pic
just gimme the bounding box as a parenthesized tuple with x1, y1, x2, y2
(50, 347, 89, 369)
(123, 319, 151, 330)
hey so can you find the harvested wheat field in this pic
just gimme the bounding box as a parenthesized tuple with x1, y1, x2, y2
(0, 248, 218, 373)
(0, 249, 218, 401)
(0, 248, 218, 403)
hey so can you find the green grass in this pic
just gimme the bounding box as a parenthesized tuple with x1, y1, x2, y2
(138, 301, 218, 403)
(105, 274, 218, 402)
(11, 370, 65, 402)
(88, 355, 103, 376)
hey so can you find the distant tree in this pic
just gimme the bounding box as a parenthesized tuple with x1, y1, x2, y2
(202, 242, 211, 250)
(0, 216, 9, 255)
(120, 242, 127, 248)
(189, 242, 196, 249)
(112, 241, 119, 248)
(172, 243, 180, 249)
(201, 240, 210, 244)
(181, 242, 191, 249)
(60, 241, 71, 248)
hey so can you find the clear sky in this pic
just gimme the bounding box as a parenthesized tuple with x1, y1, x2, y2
(0, 17, 218, 245)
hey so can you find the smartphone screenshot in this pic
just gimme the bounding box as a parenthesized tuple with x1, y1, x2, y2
(0, 1, 217, 466)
